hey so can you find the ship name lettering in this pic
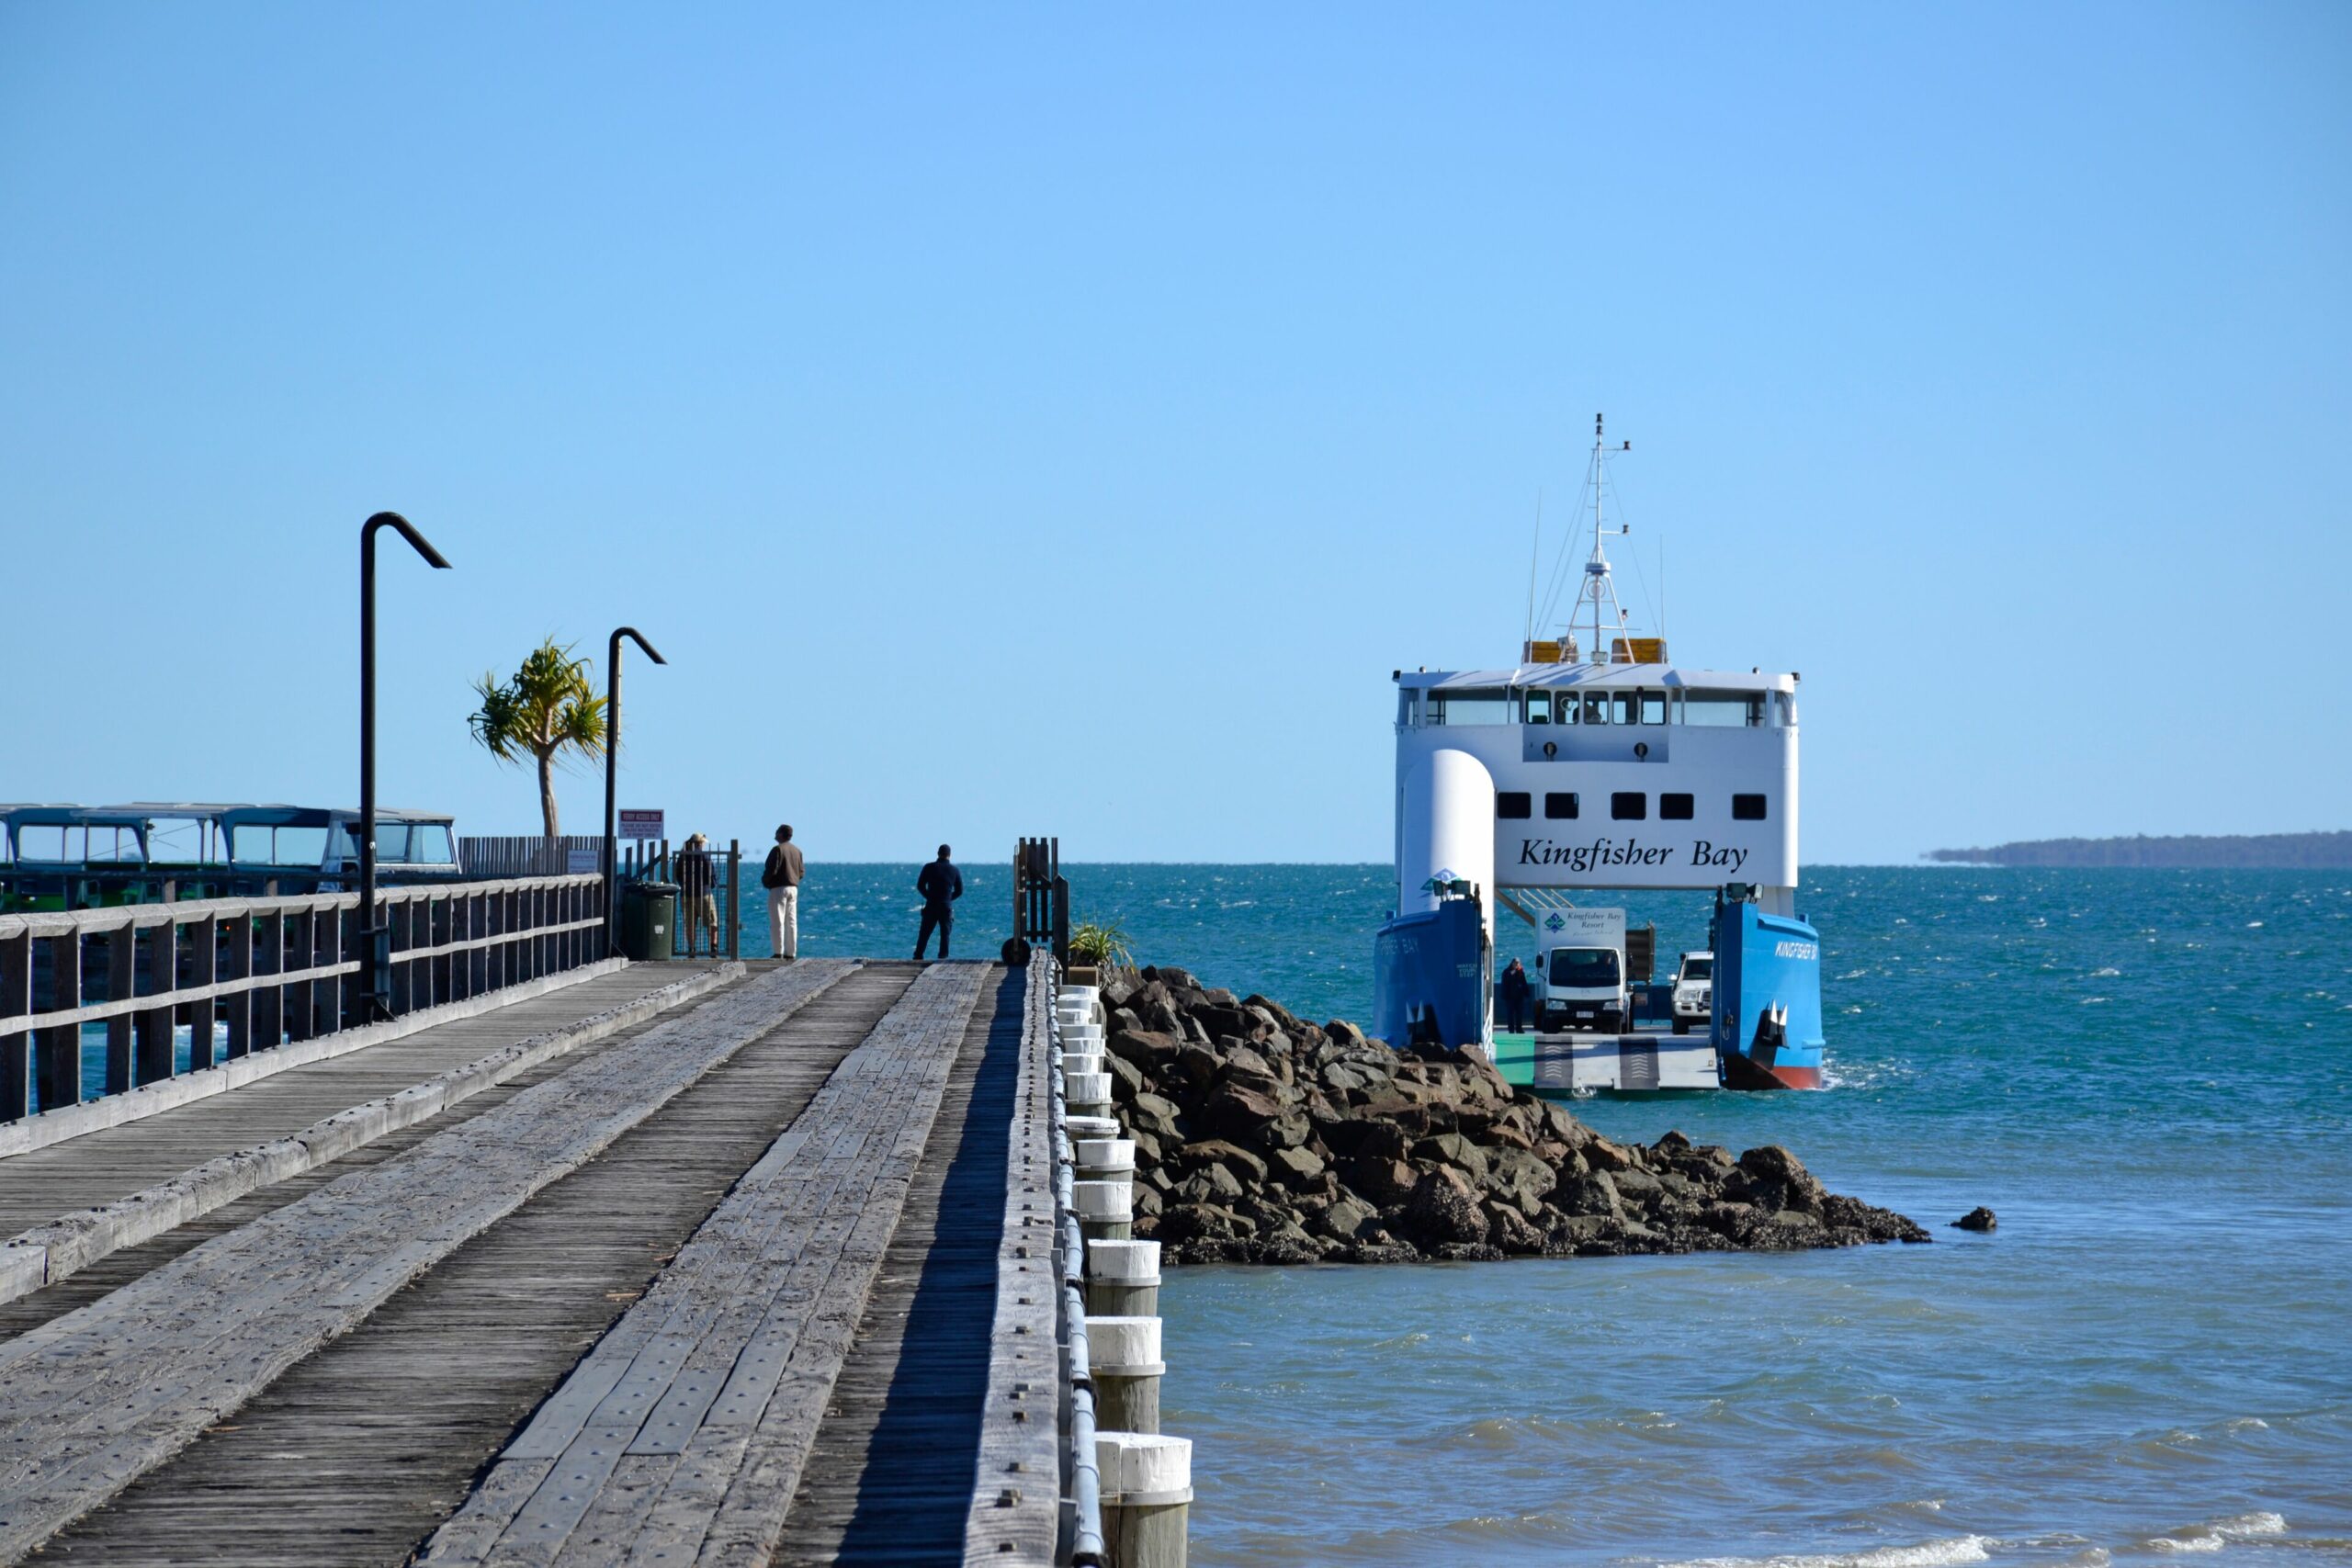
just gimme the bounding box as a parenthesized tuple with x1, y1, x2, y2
(1689, 840, 1749, 874)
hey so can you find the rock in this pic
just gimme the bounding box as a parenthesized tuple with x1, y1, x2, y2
(1316, 1193, 1379, 1241)
(1269, 1145, 1326, 1186)
(1337, 1155, 1419, 1207)
(1176, 1138, 1268, 1187)
(1319, 1118, 1408, 1162)
(1326, 1020, 1370, 1047)
(1413, 1133, 1490, 1182)
(1486, 1147, 1557, 1210)
(1203, 1082, 1284, 1140)
(1401, 1167, 1488, 1247)
(1951, 1206, 1997, 1233)
(1103, 1052, 1144, 1099)
(1556, 1171, 1623, 1220)
(1108, 1028, 1182, 1070)
(1125, 1092, 1184, 1137)
(1175, 1165, 1245, 1204)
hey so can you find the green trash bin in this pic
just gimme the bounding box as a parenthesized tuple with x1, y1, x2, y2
(621, 881, 680, 961)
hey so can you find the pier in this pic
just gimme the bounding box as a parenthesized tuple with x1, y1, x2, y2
(0, 871, 1185, 1566)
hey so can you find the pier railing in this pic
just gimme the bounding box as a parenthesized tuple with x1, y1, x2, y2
(0, 874, 605, 1126)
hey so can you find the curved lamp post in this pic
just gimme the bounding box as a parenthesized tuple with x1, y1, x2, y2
(603, 626, 667, 956)
(359, 512, 451, 1022)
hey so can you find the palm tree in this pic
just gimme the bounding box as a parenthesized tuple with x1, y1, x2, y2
(468, 638, 607, 841)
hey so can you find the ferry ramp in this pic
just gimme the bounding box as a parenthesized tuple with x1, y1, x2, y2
(0, 954, 1060, 1566)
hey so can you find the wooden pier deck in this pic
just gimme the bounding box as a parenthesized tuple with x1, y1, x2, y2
(0, 955, 1047, 1567)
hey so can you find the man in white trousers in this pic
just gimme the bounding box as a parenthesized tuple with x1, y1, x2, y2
(763, 824, 805, 959)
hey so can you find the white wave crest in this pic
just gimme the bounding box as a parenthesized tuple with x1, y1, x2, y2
(1659, 1536, 1992, 1568)
(2146, 1512, 2288, 1553)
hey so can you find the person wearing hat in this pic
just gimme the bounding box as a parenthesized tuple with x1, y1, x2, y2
(676, 832, 718, 958)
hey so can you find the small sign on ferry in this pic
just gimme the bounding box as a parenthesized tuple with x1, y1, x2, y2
(617, 809, 664, 841)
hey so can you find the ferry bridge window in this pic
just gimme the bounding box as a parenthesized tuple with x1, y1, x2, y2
(1429, 691, 1510, 726)
(1497, 792, 1532, 820)
(1640, 693, 1667, 724)
(374, 823, 413, 861)
(1613, 693, 1637, 726)
(1661, 793, 1694, 820)
(1553, 694, 1578, 724)
(412, 825, 455, 863)
(1683, 693, 1758, 728)
(1544, 792, 1579, 819)
(1611, 792, 1647, 820)
(1581, 694, 1610, 726)
(1733, 794, 1769, 820)
(1521, 692, 1547, 724)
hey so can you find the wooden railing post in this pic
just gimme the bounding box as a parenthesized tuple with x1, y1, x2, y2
(284, 909, 315, 1044)
(0, 929, 31, 1121)
(186, 914, 219, 1072)
(134, 919, 178, 1086)
(312, 908, 342, 1036)
(36, 931, 83, 1111)
(104, 920, 135, 1093)
(220, 914, 253, 1058)
(252, 911, 284, 1051)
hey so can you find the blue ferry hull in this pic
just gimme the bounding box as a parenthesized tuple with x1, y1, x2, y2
(1710, 902, 1826, 1089)
(1373, 900, 1490, 1050)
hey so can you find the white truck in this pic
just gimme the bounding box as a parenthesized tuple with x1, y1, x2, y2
(1670, 951, 1713, 1035)
(1536, 907, 1627, 1033)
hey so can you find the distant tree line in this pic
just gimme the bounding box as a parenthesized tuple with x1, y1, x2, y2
(1928, 832, 2352, 868)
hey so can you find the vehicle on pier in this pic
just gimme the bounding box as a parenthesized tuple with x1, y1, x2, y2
(1371, 414, 1826, 1090)
(0, 803, 464, 911)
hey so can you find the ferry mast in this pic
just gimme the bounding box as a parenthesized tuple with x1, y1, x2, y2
(1570, 412, 1633, 664)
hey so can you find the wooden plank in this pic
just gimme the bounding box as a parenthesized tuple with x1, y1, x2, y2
(960, 962, 1063, 1567)
(420, 963, 991, 1567)
(0, 960, 861, 1562)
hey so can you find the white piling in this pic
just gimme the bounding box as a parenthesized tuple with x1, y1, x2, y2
(1085, 1238, 1160, 1318)
(1073, 1177, 1133, 1243)
(1087, 1314, 1164, 1435)
(1095, 1432, 1191, 1568)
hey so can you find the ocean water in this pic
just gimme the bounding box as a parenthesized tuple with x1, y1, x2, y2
(765, 864, 2352, 1567)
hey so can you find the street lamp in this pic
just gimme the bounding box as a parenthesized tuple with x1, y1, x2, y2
(358, 512, 451, 1022)
(603, 626, 667, 956)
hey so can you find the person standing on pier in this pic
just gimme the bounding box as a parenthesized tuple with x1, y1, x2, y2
(763, 824, 805, 959)
(1500, 955, 1531, 1033)
(913, 844, 962, 961)
(677, 833, 718, 957)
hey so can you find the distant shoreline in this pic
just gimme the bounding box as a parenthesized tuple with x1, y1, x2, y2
(1926, 831, 2352, 869)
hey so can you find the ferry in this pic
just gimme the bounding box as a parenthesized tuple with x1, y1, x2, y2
(1372, 417, 1826, 1090)
(0, 803, 464, 911)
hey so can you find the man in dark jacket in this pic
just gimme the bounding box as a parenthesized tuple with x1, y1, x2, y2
(763, 825, 805, 959)
(913, 844, 962, 961)
(676, 832, 718, 957)
(1500, 955, 1531, 1032)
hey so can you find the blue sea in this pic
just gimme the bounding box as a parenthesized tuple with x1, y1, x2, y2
(769, 863, 2352, 1564)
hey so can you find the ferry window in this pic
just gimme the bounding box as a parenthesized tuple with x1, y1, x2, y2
(89, 828, 141, 863)
(17, 826, 68, 862)
(281, 826, 330, 866)
(1684, 693, 1752, 728)
(1733, 794, 1768, 820)
(1661, 793, 1694, 820)
(1497, 792, 1532, 820)
(375, 823, 413, 862)
(1581, 694, 1610, 726)
(1430, 691, 1509, 727)
(1522, 692, 1547, 724)
(413, 825, 455, 864)
(1611, 792, 1646, 820)
(1613, 693, 1638, 726)
(1636, 693, 1663, 724)
(1554, 694, 1578, 724)
(1544, 792, 1579, 819)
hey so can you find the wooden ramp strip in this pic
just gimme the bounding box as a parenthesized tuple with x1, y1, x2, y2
(0, 962, 743, 1306)
(961, 961, 1060, 1566)
(0, 959, 857, 1564)
(421, 961, 991, 1568)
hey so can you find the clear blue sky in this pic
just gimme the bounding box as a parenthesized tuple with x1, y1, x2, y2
(3, 4, 2346, 864)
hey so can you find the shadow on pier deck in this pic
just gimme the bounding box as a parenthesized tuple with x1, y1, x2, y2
(0, 955, 1056, 1566)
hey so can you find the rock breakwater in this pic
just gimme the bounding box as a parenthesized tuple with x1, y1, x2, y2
(1097, 964, 1928, 1265)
